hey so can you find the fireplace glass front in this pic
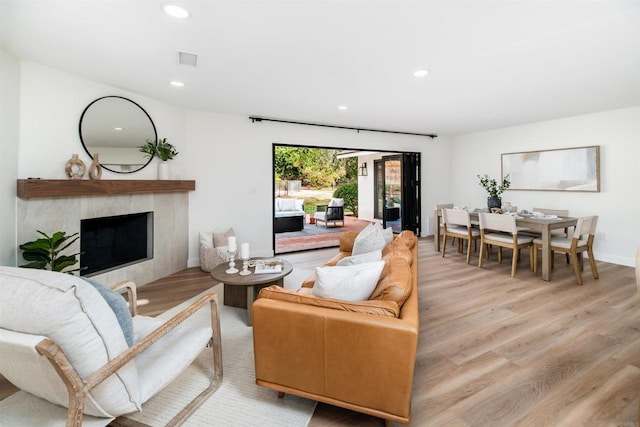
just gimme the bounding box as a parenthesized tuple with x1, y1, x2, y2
(80, 212, 153, 276)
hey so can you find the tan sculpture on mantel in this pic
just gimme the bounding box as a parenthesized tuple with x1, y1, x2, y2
(88, 153, 103, 180)
(64, 154, 85, 179)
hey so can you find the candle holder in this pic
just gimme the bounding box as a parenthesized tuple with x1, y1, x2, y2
(225, 250, 238, 274)
(239, 258, 251, 276)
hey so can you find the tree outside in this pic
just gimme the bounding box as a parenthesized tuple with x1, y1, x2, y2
(274, 146, 358, 215)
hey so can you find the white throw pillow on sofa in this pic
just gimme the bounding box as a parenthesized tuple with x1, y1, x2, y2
(352, 223, 389, 256)
(312, 261, 385, 302)
(336, 249, 382, 266)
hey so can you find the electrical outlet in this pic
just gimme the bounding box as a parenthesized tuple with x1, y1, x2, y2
(597, 232, 606, 242)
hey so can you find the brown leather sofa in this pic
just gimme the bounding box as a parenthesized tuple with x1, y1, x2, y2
(252, 230, 419, 426)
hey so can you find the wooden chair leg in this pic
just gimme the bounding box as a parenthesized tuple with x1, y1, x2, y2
(587, 248, 599, 279)
(441, 234, 447, 257)
(570, 251, 583, 285)
(478, 243, 485, 267)
(530, 246, 534, 272)
(511, 250, 518, 277)
(466, 239, 472, 264)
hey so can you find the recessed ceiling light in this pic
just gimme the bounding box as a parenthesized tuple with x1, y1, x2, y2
(413, 69, 430, 77)
(169, 81, 185, 87)
(113, 127, 123, 131)
(164, 5, 189, 19)
(338, 105, 348, 110)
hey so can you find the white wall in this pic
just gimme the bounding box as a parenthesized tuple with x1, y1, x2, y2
(0, 50, 20, 266)
(450, 106, 640, 266)
(185, 111, 448, 266)
(18, 61, 188, 181)
(13, 59, 636, 270)
(9, 61, 450, 274)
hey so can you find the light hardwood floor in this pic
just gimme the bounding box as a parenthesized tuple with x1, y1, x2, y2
(2, 237, 639, 426)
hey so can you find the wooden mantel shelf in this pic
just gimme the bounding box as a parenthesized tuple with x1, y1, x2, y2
(17, 179, 196, 199)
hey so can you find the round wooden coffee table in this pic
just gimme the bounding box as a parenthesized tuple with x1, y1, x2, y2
(210, 259, 293, 326)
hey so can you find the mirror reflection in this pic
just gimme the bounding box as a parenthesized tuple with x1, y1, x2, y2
(79, 96, 157, 173)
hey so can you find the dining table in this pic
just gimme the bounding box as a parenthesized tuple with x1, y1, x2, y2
(434, 208, 578, 282)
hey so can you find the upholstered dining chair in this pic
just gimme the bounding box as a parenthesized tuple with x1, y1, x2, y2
(532, 215, 599, 285)
(478, 212, 534, 277)
(435, 203, 455, 245)
(0, 267, 222, 427)
(441, 208, 480, 264)
(526, 207, 572, 263)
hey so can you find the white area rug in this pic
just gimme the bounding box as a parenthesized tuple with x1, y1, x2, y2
(122, 283, 317, 426)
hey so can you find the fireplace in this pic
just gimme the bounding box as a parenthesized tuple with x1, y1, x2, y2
(80, 212, 153, 276)
(18, 182, 192, 285)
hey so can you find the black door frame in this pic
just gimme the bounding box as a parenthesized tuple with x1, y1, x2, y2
(273, 143, 421, 253)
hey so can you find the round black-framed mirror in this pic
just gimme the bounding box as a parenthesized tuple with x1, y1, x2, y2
(79, 96, 157, 174)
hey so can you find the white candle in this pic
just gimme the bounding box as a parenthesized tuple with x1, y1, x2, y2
(240, 243, 250, 259)
(227, 236, 237, 252)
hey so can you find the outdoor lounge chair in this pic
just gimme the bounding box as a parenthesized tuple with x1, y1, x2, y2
(314, 198, 344, 228)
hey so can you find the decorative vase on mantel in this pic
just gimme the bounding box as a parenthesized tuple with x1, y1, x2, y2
(65, 154, 86, 179)
(487, 195, 502, 210)
(158, 161, 169, 180)
(88, 153, 103, 180)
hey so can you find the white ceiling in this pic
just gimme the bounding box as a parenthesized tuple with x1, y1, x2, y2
(1, 1, 639, 136)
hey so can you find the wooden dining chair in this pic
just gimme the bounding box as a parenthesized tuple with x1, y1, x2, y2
(532, 215, 599, 285)
(478, 212, 534, 277)
(435, 203, 455, 245)
(523, 207, 571, 263)
(441, 208, 480, 264)
(532, 208, 571, 235)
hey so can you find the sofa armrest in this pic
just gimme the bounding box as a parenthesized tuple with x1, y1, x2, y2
(253, 297, 418, 420)
(339, 231, 359, 252)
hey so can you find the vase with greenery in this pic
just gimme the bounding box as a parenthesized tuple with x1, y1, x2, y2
(19, 230, 81, 273)
(139, 138, 179, 179)
(477, 174, 511, 210)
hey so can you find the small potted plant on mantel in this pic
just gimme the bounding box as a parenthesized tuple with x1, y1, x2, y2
(477, 173, 511, 210)
(139, 138, 179, 180)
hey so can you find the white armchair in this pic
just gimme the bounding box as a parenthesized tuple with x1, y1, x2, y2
(0, 266, 222, 426)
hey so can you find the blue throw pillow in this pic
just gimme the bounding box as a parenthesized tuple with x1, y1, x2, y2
(82, 277, 134, 347)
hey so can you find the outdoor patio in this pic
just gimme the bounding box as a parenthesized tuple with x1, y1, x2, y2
(275, 215, 371, 253)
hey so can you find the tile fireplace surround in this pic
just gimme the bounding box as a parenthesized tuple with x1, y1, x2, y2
(16, 180, 194, 286)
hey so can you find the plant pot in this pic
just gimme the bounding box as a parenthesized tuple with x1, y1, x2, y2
(158, 161, 169, 180)
(487, 195, 502, 210)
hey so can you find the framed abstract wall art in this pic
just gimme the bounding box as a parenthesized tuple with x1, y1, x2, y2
(501, 145, 600, 192)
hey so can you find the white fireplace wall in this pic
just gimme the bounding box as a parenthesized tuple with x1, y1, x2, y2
(17, 192, 188, 286)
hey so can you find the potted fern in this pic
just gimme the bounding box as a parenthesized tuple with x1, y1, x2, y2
(139, 138, 179, 179)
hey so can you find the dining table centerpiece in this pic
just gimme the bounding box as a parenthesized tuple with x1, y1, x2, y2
(477, 173, 511, 210)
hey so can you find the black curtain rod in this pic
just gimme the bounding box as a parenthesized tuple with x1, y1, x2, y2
(249, 116, 437, 139)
